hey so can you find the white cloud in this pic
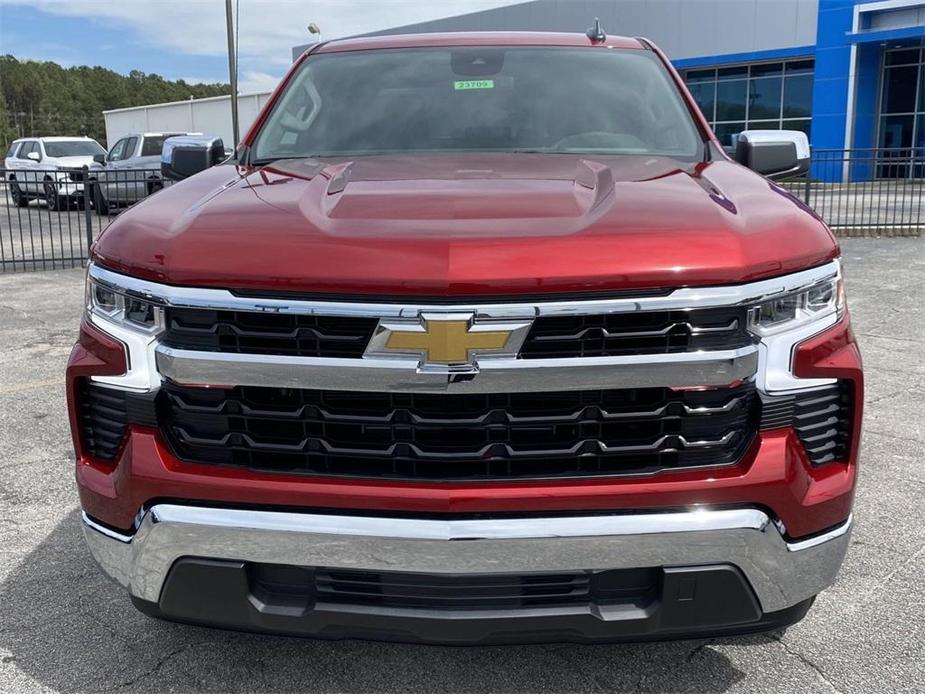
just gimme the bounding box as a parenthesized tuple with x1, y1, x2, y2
(237, 70, 280, 94)
(2, 0, 523, 81)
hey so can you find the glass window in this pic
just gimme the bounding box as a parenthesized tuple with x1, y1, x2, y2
(717, 65, 748, 80)
(716, 79, 747, 121)
(751, 62, 783, 78)
(748, 76, 782, 120)
(122, 137, 138, 159)
(782, 119, 812, 139)
(783, 74, 814, 118)
(43, 140, 106, 157)
(5, 142, 20, 158)
(920, 63, 925, 113)
(882, 66, 918, 114)
(786, 60, 814, 75)
(885, 48, 921, 66)
(687, 80, 715, 121)
(686, 58, 813, 140)
(17, 141, 36, 159)
(253, 47, 705, 161)
(878, 41, 925, 170)
(879, 114, 914, 149)
(108, 139, 127, 162)
(686, 69, 714, 82)
(141, 136, 168, 157)
(714, 122, 746, 148)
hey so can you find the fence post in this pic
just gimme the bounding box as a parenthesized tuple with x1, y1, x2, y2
(803, 175, 811, 206)
(82, 166, 93, 263)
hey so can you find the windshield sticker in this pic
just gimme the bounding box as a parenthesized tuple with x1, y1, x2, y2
(454, 79, 495, 91)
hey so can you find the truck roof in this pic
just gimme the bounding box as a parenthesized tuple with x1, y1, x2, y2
(136, 132, 197, 137)
(13, 136, 98, 143)
(312, 31, 648, 55)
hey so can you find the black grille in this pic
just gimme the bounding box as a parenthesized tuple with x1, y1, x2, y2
(162, 308, 379, 358)
(78, 381, 129, 460)
(520, 307, 753, 358)
(157, 383, 759, 480)
(251, 564, 659, 611)
(161, 306, 754, 360)
(793, 383, 853, 465)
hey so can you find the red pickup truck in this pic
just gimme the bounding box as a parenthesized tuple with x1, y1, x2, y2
(68, 30, 862, 644)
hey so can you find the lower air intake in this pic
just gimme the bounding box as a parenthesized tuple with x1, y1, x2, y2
(792, 383, 853, 465)
(78, 381, 129, 460)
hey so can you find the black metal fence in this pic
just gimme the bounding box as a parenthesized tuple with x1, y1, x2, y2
(0, 166, 171, 272)
(780, 148, 925, 237)
(1, 149, 923, 272)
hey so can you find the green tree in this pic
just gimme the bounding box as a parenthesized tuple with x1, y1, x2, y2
(0, 55, 230, 149)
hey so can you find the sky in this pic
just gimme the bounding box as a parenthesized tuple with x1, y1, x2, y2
(0, 0, 521, 92)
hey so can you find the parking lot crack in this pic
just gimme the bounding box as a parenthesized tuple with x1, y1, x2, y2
(770, 635, 842, 694)
(867, 543, 925, 597)
(0, 303, 48, 327)
(105, 641, 210, 691)
(863, 428, 925, 448)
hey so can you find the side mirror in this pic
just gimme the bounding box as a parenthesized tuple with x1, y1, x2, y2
(26, 151, 40, 162)
(734, 130, 810, 178)
(161, 135, 226, 181)
(93, 153, 106, 164)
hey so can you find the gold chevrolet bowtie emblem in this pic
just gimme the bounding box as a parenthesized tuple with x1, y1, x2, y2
(385, 319, 513, 364)
(365, 313, 533, 368)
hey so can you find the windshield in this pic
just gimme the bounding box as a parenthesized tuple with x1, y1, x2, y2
(44, 140, 106, 157)
(252, 47, 703, 162)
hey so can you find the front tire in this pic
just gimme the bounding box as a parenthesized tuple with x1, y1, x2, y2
(92, 182, 109, 216)
(146, 177, 164, 196)
(44, 182, 66, 212)
(10, 180, 29, 207)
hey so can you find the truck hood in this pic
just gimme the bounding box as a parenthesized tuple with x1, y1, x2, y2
(93, 153, 837, 296)
(51, 155, 98, 168)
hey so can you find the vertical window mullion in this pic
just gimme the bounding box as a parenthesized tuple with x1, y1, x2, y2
(712, 68, 718, 126)
(777, 71, 787, 130)
(744, 65, 751, 128)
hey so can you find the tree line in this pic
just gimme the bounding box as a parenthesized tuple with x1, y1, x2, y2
(0, 55, 230, 150)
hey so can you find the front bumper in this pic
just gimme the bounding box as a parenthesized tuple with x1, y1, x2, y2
(82, 504, 851, 643)
(50, 176, 85, 196)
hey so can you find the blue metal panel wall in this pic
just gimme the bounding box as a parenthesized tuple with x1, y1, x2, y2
(672, 46, 816, 70)
(810, 0, 856, 153)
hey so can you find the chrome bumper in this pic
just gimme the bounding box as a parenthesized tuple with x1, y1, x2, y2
(82, 504, 851, 614)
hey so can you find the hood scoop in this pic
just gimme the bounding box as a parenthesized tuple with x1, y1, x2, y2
(321, 158, 616, 221)
(575, 159, 615, 212)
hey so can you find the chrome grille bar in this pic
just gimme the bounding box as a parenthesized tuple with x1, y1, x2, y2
(155, 345, 758, 393)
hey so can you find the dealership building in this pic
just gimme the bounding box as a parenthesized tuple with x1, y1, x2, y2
(107, 0, 925, 165)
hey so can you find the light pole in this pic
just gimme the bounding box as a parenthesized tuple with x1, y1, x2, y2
(225, 0, 240, 150)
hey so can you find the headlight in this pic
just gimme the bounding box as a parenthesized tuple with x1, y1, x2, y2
(749, 274, 844, 337)
(87, 277, 163, 333)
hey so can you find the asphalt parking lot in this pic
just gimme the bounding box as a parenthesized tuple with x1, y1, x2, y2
(0, 238, 922, 694)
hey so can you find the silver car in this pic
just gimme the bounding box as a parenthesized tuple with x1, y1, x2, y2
(89, 132, 194, 214)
